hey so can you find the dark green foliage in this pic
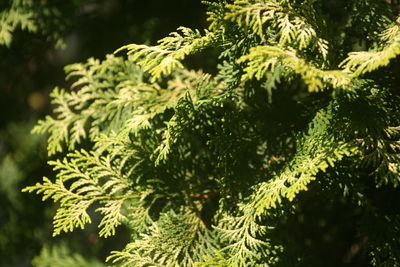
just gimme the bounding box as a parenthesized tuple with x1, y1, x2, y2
(32, 242, 105, 267)
(24, 0, 400, 266)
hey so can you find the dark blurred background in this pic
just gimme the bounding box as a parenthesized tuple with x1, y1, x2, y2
(0, 1, 207, 266)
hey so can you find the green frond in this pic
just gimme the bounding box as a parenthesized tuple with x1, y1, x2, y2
(31, 87, 89, 155)
(195, 250, 230, 267)
(116, 82, 182, 133)
(115, 27, 218, 81)
(31, 56, 139, 155)
(353, 96, 400, 187)
(125, 199, 154, 237)
(204, 0, 227, 33)
(23, 149, 135, 236)
(225, 0, 280, 39)
(107, 210, 219, 267)
(33, 55, 214, 157)
(0, 7, 37, 47)
(23, 177, 82, 203)
(52, 200, 94, 236)
(0, 0, 71, 48)
(153, 92, 196, 165)
(22, 176, 94, 236)
(97, 199, 126, 238)
(249, 103, 356, 216)
(239, 46, 352, 92)
(357, 125, 400, 188)
(225, 0, 328, 57)
(340, 19, 400, 76)
(214, 209, 280, 267)
(380, 18, 400, 42)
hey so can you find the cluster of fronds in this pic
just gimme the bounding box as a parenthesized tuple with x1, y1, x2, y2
(0, 0, 79, 48)
(116, 27, 218, 82)
(32, 243, 105, 267)
(0, 0, 37, 46)
(25, 0, 400, 266)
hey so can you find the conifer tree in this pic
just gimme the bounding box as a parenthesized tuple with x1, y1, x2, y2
(24, 0, 400, 266)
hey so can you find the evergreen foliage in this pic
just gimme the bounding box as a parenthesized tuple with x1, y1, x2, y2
(32, 243, 105, 267)
(0, 0, 37, 47)
(0, 0, 76, 48)
(24, 0, 400, 266)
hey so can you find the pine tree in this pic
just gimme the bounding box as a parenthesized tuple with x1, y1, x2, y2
(24, 0, 400, 266)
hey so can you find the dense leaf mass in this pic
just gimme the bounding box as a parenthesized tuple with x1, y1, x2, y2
(24, 0, 400, 266)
